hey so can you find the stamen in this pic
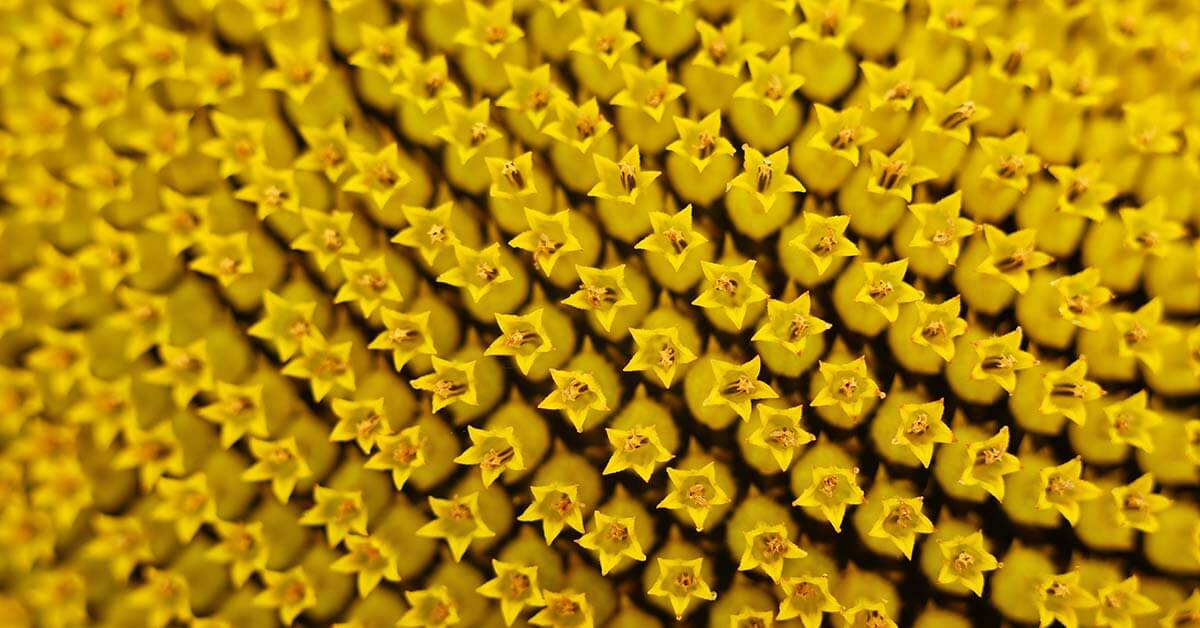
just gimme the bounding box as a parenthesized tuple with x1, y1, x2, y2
(755, 160, 773, 192)
(695, 131, 716, 159)
(994, 250, 1028, 272)
(906, 412, 929, 435)
(561, 378, 589, 403)
(764, 74, 784, 100)
(663, 228, 688, 254)
(618, 163, 637, 193)
(470, 122, 489, 146)
(981, 354, 1016, 371)
(768, 427, 797, 448)
(941, 101, 976, 129)
(879, 160, 908, 189)
(501, 161, 524, 189)
(480, 446, 515, 470)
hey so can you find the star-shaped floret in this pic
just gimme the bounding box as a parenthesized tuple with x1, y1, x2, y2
(365, 426, 425, 490)
(1036, 457, 1101, 525)
(866, 140, 938, 202)
(811, 357, 884, 419)
(437, 244, 514, 303)
(1039, 359, 1104, 425)
(971, 328, 1039, 393)
(290, 209, 360, 271)
(530, 590, 595, 627)
(335, 255, 404, 316)
(919, 77, 991, 144)
(789, 212, 860, 275)
(509, 208, 583, 276)
(726, 146, 806, 213)
(909, 192, 976, 264)
(648, 557, 716, 619)
(666, 112, 736, 173)
(1112, 473, 1171, 532)
(348, 22, 415, 82)
(752, 292, 832, 355)
(343, 143, 412, 209)
(486, 152, 537, 200)
(455, 0, 524, 58)
(398, 586, 459, 627)
(893, 399, 955, 467)
(777, 576, 842, 628)
(295, 116, 352, 182)
(959, 426, 1021, 501)
(604, 425, 675, 481)
(610, 62, 686, 123)
(543, 98, 611, 153)
(569, 8, 640, 69)
(331, 534, 401, 597)
(517, 483, 586, 544)
(635, 205, 709, 271)
(792, 466, 865, 532)
(703, 356, 779, 421)
(746, 404, 814, 471)
(453, 425, 526, 487)
(476, 560, 546, 626)
(624, 327, 697, 388)
(588, 146, 659, 205)
(1047, 161, 1116, 222)
(485, 309, 555, 374)
(562, 264, 638, 331)
(394, 55, 462, 113)
(1119, 197, 1187, 257)
(657, 463, 731, 531)
(369, 308, 437, 372)
(734, 49, 805, 115)
(790, 0, 864, 45)
(329, 398, 393, 454)
(280, 336, 355, 401)
(692, 18, 762, 76)
(298, 486, 369, 547)
(1103, 391, 1161, 452)
(576, 510, 647, 574)
(808, 104, 878, 166)
(1112, 298, 1179, 373)
(411, 357, 478, 413)
(738, 522, 805, 582)
(854, 260, 924, 322)
(255, 567, 317, 625)
(434, 99, 502, 164)
(842, 600, 898, 628)
(538, 369, 609, 431)
(910, 297, 968, 362)
(861, 59, 917, 112)
(416, 492, 495, 561)
(241, 437, 313, 503)
(692, 260, 769, 329)
(976, 226, 1054, 293)
(496, 64, 562, 129)
(936, 531, 999, 596)
(1095, 576, 1159, 628)
(978, 131, 1042, 193)
(392, 202, 461, 265)
(1034, 571, 1098, 628)
(1050, 268, 1112, 330)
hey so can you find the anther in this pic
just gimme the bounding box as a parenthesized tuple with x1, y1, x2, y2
(618, 163, 637, 193)
(941, 101, 976, 129)
(755, 160, 773, 192)
(501, 161, 524, 189)
(879, 160, 907, 189)
(470, 122, 489, 146)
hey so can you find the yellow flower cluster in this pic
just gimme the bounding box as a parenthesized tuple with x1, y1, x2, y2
(0, 0, 1198, 626)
